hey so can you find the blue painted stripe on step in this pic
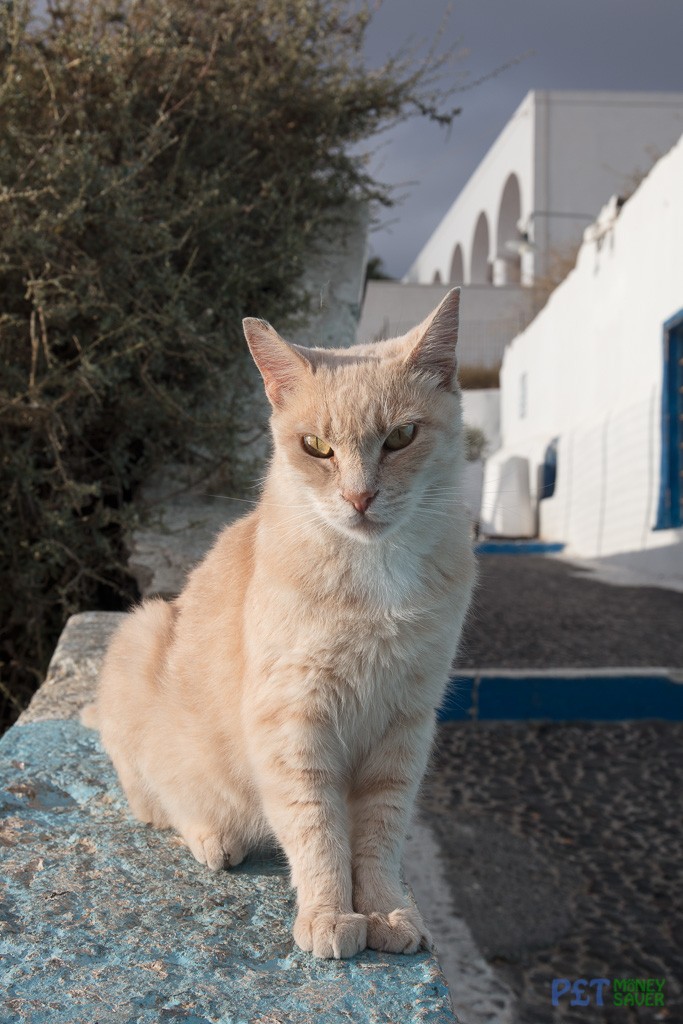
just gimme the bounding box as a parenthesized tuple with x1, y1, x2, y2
(474, 540, 566, 555)
(438, 671, 683, 722)
(436, 676, 476, 721)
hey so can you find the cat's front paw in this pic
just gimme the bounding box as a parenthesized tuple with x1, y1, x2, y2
(366, 907, 432, 954)
(293, 910, 367, 959)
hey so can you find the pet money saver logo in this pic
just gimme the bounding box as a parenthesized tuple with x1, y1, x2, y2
(551, 977, 666, 1008)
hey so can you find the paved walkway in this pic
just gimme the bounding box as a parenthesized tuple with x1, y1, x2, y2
(426, 554, 683, 1022)
(128, 503, 683, 1023)
(458, 554, 683, 669)
(419, 719, 683, 1024)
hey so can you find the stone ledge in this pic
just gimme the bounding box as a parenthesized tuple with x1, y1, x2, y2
(2, 613, 461, 1023)
(17, 612, 126, 725)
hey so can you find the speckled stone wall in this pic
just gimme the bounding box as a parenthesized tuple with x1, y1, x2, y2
(0, 614, 461, 1024)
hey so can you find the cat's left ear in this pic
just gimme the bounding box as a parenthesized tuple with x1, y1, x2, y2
(242, 318, 312, 407)
(404, 287, 460, 391)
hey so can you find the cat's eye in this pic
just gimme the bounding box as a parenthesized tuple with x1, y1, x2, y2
(302, 434, 334, 458)
(384, 423, 416, 451)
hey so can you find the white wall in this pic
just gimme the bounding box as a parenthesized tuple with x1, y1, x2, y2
(484, 130, 683, 572)
(298, 201, 368, 347)
(405, 90, 683, 290)
(358, 281, 534, 368)
(533, 91, 683, 277)
(404, 92, 534, 286)
(461, 389, 501, 453)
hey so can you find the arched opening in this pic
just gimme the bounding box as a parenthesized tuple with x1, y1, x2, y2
(432, 270, 442, 284)
(470, 212, 491, 284)
(495, 173, 522, 285)
(449, 245, 464, 284)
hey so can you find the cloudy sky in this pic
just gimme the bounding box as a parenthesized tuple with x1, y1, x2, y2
(361, 0, 683, 278)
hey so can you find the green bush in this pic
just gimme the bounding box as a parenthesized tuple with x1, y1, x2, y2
(0, 0, 459, 728)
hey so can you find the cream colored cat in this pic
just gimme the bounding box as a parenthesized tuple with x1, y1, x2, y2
(83, 287, 475, 960)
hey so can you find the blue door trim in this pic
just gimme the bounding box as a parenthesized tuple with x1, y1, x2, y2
(655, 309, 683, 530)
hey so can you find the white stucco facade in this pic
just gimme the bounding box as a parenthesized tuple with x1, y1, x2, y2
(481, 131, 683, 580)
(299, 201, 368, 346)
(405, 90, 683, 289)
(461, 389, 501, 455)
(357, 281, 534, 369)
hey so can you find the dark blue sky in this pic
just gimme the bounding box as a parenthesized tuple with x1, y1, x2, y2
(361, 0, 683, 277)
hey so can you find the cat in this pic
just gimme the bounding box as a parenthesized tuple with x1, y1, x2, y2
(82, 286, 475, 960)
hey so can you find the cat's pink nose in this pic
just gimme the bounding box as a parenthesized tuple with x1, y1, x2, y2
(343, 489, 378, 514)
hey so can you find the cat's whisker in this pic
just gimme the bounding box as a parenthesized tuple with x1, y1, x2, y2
(418, 501, 473, 513)
(420, 492, 470, 501)
(255, 512, 337, 538)
(411, 510, 453, 521)
(255, 518, 325, 536)
(203, 492, 261, 505)
(422, 485, 466, 491)
(204, 493, 316, 511)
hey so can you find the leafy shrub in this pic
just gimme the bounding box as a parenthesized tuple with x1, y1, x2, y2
(458, 364, 500, 390)
(464, 425, 488, 462)
(0, 0, 459, 727)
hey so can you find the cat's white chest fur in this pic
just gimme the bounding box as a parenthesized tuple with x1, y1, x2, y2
(245, 520, 469, 762)
(345, 535, 427, 609)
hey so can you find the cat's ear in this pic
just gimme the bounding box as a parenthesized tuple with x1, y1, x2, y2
(404, 287, 460, 391)
(242, 318, 311, 407)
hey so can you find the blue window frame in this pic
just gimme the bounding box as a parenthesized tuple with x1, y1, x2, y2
(656, 310, 683, 529)
(539, 437, 559, 500)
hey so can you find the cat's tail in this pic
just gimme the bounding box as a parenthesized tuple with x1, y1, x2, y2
(80, 598, 176, 735)
(80, 702, 99, 730)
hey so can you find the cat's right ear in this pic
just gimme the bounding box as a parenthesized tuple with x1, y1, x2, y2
(242, 318, 311, 407)
(404, 287, 460, 392)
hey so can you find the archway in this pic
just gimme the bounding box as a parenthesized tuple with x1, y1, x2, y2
(449, 245, 464, 284)
(470, 212, 491, 284)
(495, 173, 522, 284)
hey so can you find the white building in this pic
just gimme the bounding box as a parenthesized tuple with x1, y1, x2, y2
(361, 90, 683, 381)
(481, 131, 683, 582)
(405, 90, 683, 288)
(356, 281, 532, 370)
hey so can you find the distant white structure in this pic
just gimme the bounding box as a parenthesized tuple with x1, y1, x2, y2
(361, 90, 683, 374)
(481, 130, 683, 582)
(357, 281, 531, 368)
(405, 90, 683, 288)
(300, 201, 369, 346)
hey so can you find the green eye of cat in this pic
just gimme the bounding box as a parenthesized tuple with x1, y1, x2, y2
(302, 434, 334, 458)
(384, 423, 416, 451)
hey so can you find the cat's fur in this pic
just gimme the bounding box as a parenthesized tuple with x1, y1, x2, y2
(83, 287, 475, 959)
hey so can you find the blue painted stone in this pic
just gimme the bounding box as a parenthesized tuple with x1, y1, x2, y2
(476, 672, 683, 722)
(436, 678, 475, 722)
(0, 721, 459, 1024)
(438, 671, 683, 722)
(474, 540, 565, 555)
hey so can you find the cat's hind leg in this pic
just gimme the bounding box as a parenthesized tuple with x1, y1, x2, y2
(176, 822, 247, 871)
(109, 751, 170, 829)
(170, 793, 253, 870)
(109, 739, 247, 864)
(95, 596, 177, 827)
